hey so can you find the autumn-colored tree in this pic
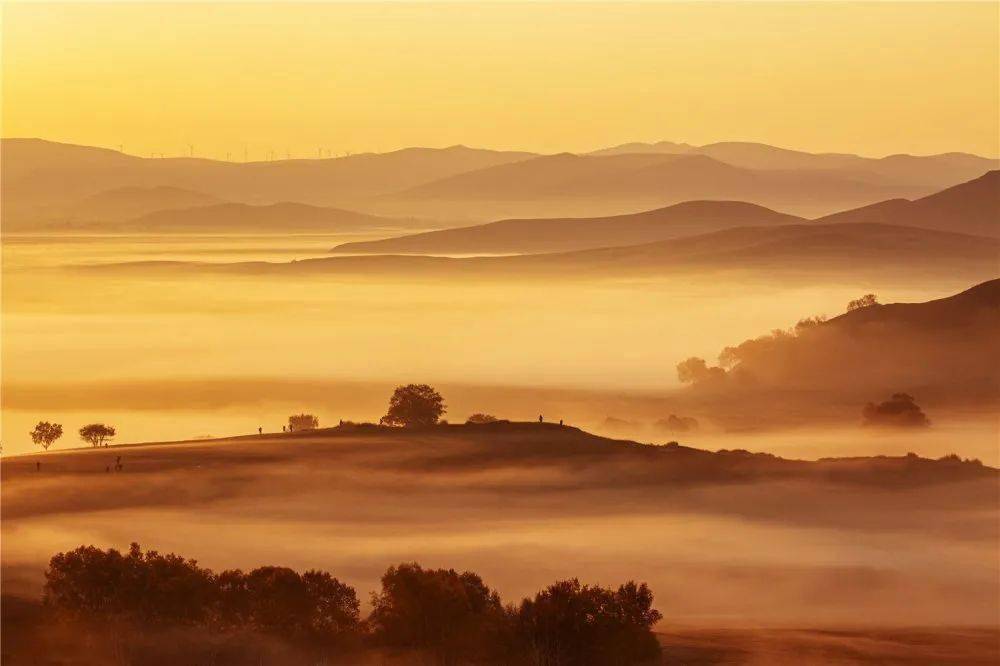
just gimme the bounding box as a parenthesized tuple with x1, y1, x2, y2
(380, 384, 445, 427)
(30, 421, 63, 450)
(79, 423, 116, 448)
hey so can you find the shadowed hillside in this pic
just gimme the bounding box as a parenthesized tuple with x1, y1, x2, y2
(330, 201, 803, 255)
(816, 170, 1000, 238)
(677, 279, 1000, 413)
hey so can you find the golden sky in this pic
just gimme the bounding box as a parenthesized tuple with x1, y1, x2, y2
(2, 2, 998, 159)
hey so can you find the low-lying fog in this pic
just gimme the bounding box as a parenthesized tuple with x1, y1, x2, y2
(3, 234, 992, 458)
(3, 431, 998, 628)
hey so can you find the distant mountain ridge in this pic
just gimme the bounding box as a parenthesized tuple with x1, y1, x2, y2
(331, 201, 804, 255)
(592, 140, 998, 186)
(1, 138, 536, 227)
(387, 152, 932, 218)
(5, 137, 997, 228)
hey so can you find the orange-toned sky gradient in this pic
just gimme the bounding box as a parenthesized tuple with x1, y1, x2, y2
(2, 2, 998, 159)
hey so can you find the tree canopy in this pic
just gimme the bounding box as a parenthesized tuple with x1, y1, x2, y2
(30, 421, 63, 450)
(79, 423, 116, 448)
(288, 414, 319, 431)
(380, 384, 446, 427)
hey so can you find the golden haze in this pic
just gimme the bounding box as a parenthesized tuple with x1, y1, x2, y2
(2, 1, 998, 158)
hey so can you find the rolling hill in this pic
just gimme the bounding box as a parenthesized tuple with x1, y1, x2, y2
(63, 186, 226, 223)
(385, 152, 939, 219)
(698, 279, 1000, 403)
(815, 170, 1000, 238)
(68, 201, 417, 233)
(1, 139, 536, 228)
(331, 201, 804, 255)
(592, 140, 999, 186)
(104, 223, 999, 287)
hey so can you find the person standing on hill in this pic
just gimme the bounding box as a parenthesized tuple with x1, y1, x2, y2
(258, 426, 263, 435)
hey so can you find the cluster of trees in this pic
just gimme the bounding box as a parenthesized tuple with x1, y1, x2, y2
(656, 414, 699, 433)
(44, 544, 663, 665)
(846, 293, 879, 312)
(862, 393, 930, 428)
(676, 313, 832, 388)
(30, 421, 116, 450)
(287, 413, 319, 431)
(466, 413, 499, 424)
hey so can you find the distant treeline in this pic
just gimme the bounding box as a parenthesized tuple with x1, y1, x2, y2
(42, 543, 663, 665)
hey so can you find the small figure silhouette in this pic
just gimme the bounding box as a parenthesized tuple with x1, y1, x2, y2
(539, 415, 543, 423)
(282, 425, 286, 433)
(559, 419, 563, 426)
(258, 426, 263, 435)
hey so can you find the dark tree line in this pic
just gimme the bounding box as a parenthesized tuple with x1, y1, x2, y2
(43, 544, 662, 665)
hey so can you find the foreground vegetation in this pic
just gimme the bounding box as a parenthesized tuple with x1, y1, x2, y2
(39, 543, 662, 665)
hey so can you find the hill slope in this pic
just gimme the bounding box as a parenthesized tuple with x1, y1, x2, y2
(702, 279, 1000, 401)
(1, 139, 536, 228)
(816, 170, 1000, 238)
(92, 201, 414, 233)
(63, 186, 225, 223)
(331, 201, 804, 255)
(387, 152, 933, 218)
(592, 140, 999, 186)
(105, 223, 999, 287)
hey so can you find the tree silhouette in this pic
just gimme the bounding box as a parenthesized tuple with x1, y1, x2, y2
(79, 423, 116, 448)
(466, 413, 498, 424)
(862, 392, 930, 427)
(369, 562, 504, 662)
(380, 384, 445, 427)
(847, 293, 879, 312)
(288, 413, 319, 431)
(30, 421, 63, 450)
(512, 578, 662, 665)
(676, 357, 726, 384)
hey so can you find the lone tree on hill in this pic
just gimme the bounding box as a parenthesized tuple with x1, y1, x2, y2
(79, 423, 116, 448)
(30, 422, 63, 450)
(288, 413, 319, 431)
(380, 384, 445, 427)
(846, 293, 879, 312)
